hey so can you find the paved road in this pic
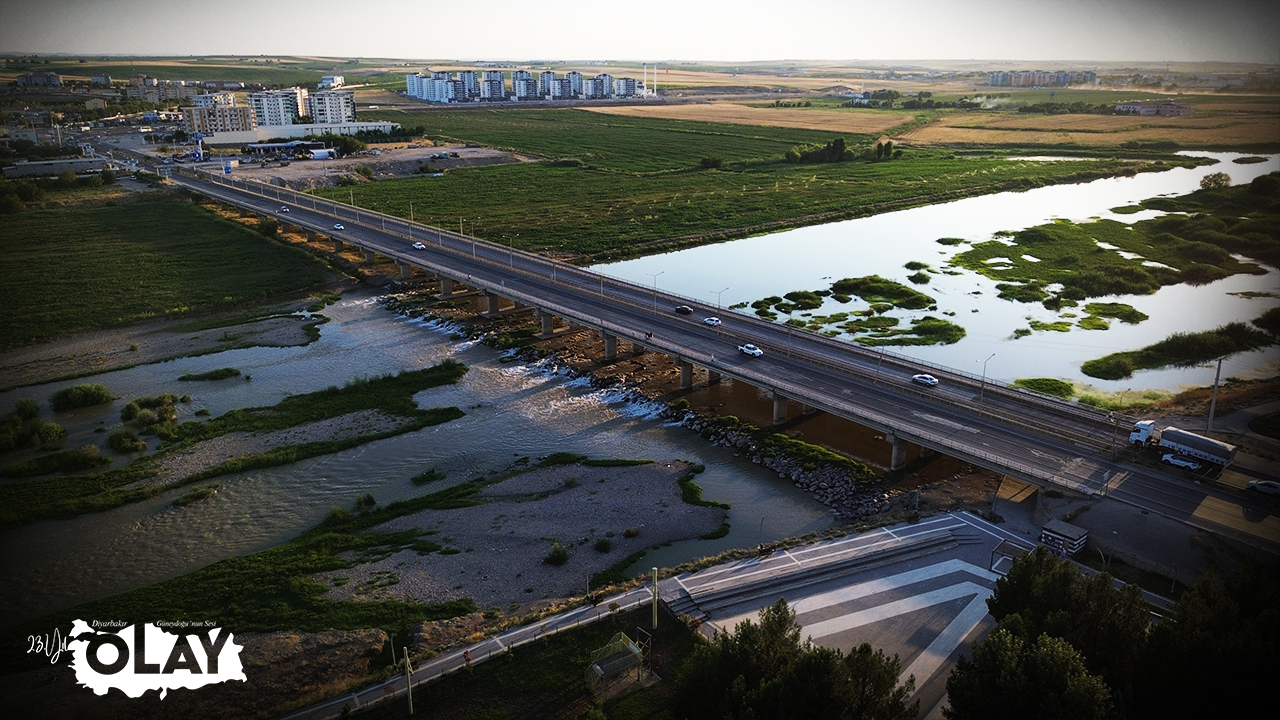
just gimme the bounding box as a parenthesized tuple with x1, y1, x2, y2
(143, 167, 1278, 556)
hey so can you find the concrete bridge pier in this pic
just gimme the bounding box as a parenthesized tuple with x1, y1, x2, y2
(801, 404, 818, 416)
(399, 263, 413, 280)
(920, 447, 935, 458)
(632, 343, 646, 355)
(439, 277, 454, 296)
(539, 311, 556, 336)
(678, 361, 693, 390)
(600, 332, 617, 361)
(363, 249, 376, 263)
(707, 370, 721, 384)
(771, 392, 789, 425)
(484, 291, 502, 314)
(886, 432, 908, 472)
(331, 238, 343, 252)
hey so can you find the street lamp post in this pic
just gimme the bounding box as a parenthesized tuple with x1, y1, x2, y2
(1109, 388, 1131, 459)
(979, 352, 996, 414)
(646, 271, 664, 313)
(711, 286, 729, 310)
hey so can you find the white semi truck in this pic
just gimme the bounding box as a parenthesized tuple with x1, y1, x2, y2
(1129, 420, 1237, 467)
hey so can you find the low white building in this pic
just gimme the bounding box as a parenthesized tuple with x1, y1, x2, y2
(190, 120, 401, 145)
(319, 75, 344, 88)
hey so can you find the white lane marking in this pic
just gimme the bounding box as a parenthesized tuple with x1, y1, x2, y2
(897, 588, 992, 688)
(713, 560, 997, 629)
(803, 581, 988, 641)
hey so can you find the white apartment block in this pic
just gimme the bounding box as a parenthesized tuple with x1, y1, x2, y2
(307, 90, 356, 124)
(191, 92, 237, 108)
(248, 88, 309, 126)
(567, 71, 584, 96)
(539, 71, 557, 96)
(613, 77, 637, 97)
(459, 71, 479, 99)
(550, 78, 574, 99)
(513, 78, 540, 100)
(480, 71, 506, 100)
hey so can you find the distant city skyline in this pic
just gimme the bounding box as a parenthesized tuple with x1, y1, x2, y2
(2, 0, 1278, 65)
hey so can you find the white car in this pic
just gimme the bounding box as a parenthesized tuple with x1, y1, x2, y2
(278, 206, 289, 213)
(738, 344, 763, 357)
(1162, 453, 1200, 471)
(332, 223, 345, 230)
(912, 374, 939, 387)
(704, 317, 722, 327)
(412, 242, 427, 250)
(1248, 480, 1280, 496)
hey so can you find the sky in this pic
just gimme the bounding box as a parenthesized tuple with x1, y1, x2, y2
(2, 0, 1278, 65)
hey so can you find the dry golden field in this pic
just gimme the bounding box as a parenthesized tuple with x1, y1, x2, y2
(581, 102, 915, 134)
(898, 110, 1280, 146)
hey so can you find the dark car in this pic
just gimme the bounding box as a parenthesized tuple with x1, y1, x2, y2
(674, 305, 693, 315)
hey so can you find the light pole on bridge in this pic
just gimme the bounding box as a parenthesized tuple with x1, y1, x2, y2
(979, 352, 996, 415)
(711, 286, 729, 310)
(646, 271, 665, 313)
(1108, 388, 1132, 459)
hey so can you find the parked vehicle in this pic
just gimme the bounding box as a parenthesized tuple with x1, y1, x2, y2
(912, 374, 939, 387)
(1130, 420, 1236, 467)
(739, 344, 763, 357)
(1161, 453, 1200, 471)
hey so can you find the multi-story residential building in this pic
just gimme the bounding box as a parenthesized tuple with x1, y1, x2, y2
(459, 71, 479, 99)
(306, 90, 356, 124)
(550, 77, 574, 99)
(567, 71, 584, 96)
(584, 74, 614, 99)
(513, 77, 540, 100)
(192, 92, 237, 108)
(613, 77, 637, 97)
(182, 104, 257, 135)
(248, 88, 309, 126)
(480, 71, 506, 100)
(539, 71, 557, 97)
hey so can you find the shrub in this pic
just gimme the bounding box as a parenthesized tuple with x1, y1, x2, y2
(594, 538, 612, 553)
(15, 398, 40, 419)
(356, 493, 376, 511)
(1013, 378, 1074, 399)
(108, 428, 147, 453)
(623, 527, 640, 538)
(1199, 172, 1231, 191)
(699, 157, 725, 169)
(50, 384, 116, 411)
(34, 421, 68, 446)
(543, 542, 570, 566)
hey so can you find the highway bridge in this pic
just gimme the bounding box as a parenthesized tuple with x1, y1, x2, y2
(154, 166, 1279, 557)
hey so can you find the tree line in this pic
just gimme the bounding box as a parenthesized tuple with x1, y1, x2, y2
(784, 137, 903, 164)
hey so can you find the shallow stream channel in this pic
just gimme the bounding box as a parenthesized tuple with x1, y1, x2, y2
(0, 296, 833, 627)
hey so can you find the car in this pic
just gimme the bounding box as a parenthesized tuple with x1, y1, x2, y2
(1248, 480, 1280, 496)
(704, 317, 722, 327)
(278, 206, 289, 213)
(739, 343, 763, 357)
(332, 223, 345, 230)
(1161, 453, 1200, 471)
(412, 242, 427, 250)
(912, 374, 939, 387)
(674, 305, 693, 315)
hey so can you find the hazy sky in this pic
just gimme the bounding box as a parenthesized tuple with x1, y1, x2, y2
(2, 0, 1277, 64)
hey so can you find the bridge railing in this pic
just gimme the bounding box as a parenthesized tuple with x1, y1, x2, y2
(177, 169, 1123, 454)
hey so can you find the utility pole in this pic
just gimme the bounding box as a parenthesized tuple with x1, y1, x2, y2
(403, 647, 414, 715)
(1206, 356, 1223, 436)
(651, 567, 659, 630)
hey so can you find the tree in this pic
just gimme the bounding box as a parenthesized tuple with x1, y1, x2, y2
(945, 627, 1113, 720)
(1199, 172, 1231, 190)
(987, 545, 1149, 689)
(674, 599, 918, 720)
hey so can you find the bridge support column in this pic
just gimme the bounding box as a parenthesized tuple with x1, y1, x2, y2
(708, 370, 721, 384)
(540, 311, 556, 336)
(632, 343, 646, 355)
(331, 238, 343, 252)
(772, 393, 788, 426)
(363, 249, 376, 263)
(600, 332, 617, 361)
(484, 292, 502, 314)
(439, 277, 454, 295)
(399, 263, 412, 280)
(679, 361, 693, 390)
(886, 432, 908, 472)
(801, 404, 818, 416)
(920, 447, 935, 458)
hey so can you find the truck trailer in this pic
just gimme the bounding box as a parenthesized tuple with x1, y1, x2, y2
(1129, 420, 1237, 467)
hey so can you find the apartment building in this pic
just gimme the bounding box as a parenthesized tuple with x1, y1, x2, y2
(306, 90, 356, 124)
(248, 87, 309, 126)
(183, 104, 257, 135)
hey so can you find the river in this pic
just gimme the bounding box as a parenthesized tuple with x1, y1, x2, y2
(2, 152, 1278, 625)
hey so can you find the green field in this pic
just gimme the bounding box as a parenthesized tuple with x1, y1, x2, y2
(0, 200, 339, 350)
(323, 109, 1187, 259)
